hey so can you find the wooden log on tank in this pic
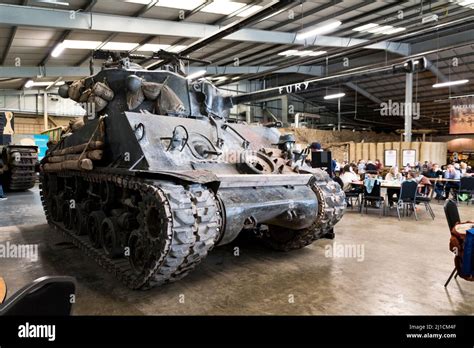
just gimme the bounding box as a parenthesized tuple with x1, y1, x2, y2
(43, 158, 93, 172)
(51, 141, 103, 156)
(47, 150, 103, 163)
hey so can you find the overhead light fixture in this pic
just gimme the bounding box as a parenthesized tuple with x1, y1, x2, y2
(186, 70, 207, 80)
(353, 22, 405, 35)
(62, 40, 102, 49)
(201, 0, 246, 15)
(237, 5, 263, 17)
(34, 0, 70, 6)
(278, 50, 326, 57)
(101, 42, 139, 51)
(125, 0, 153, 4)
(138, 44, 171, 52)
(449, 94, 474, 99)
(432, 79, 469, 88)
(24, 80, 34, 88)
(450, 0, 474, 9)
(324, 93, 345, 100)
(51, 42, 65, 57)
(296, 20, 342, 40)
(155, 0, 205, 10)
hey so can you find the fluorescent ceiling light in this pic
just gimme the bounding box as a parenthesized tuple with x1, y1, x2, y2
(353, 23, 405, 35)
(51, 43, 65, 57)
(202, 0, 246, 15)
(382, 27, 406, 35)
(278, 50, 327, 57)
(25, 81, 66, 87)
(366, 25, 393, 34)
(186, 69, 207, 80)
(237, 5, 262, 17)
(24, 80, 34, 88)
(353, 23, 378, 32)
(155, 0, 205, 10)
(168, 45, 187, 52)
(125, 0, 151, 4)
(137, 44, 170, 52)
(324, 93, 345, 100)
(62, 40, 102, 49)
(101, 42, 139, 51)
(449, 94, 474, 99)
(432, 79, 469, 88)
(455, 0, 474, 9)
(296, 20, 342, 40)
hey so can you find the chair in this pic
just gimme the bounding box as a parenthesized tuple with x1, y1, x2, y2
(334, 177, 360, 210)
(457, 177, 474, 205)
(396, 180, 418, 221)
(415, 190, 435, 220)
(360, 179, 384, 216)
(0, 276, 76, 316)
(444, 200, 460, 287)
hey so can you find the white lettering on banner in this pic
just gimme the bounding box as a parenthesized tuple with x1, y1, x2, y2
(18, 322, 56, 342)
(278, 81, 310, 94)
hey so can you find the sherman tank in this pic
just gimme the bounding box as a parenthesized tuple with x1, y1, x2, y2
(38, 52, 347, 289)
(0, 112, 38, 191)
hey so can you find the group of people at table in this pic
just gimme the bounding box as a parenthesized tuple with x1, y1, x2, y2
(338, 159, 474, 206)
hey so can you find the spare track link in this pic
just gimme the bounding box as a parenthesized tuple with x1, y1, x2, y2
(5, 146, 37, 190)
(39, 171, 220, 290)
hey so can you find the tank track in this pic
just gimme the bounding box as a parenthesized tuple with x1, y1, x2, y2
(260, 169, 346, 251)
(3, 146, 37, 191)
(39, 171, 220, 289)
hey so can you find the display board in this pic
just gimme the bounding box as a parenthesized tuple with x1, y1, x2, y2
(384, 149, 397, 167)
(450, 96, 474, 134)
(402, 149, 416, 166)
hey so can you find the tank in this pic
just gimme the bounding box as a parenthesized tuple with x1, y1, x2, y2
(0, 112, 38, 191)
(39, 53, 346, 289)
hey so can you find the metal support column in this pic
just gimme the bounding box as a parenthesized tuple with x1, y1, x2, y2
(404, 72, 413, 142)
(281, 95, 288, 126)
(337, 98, 341, 132)
(43, 92, 48, 131)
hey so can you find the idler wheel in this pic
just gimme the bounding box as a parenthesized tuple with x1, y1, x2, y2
(100, 217, 123, 259)
(62, 201, 73, 230)
(88, 211, 106, 248)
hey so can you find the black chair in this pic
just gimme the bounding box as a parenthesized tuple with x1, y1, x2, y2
(396, 180, 418, 221)
(0, 276, 76, 316)
(415, 190, 435, 220)
(334, 177, 360, 210)
(360, 179, 384, 216)
(457, 177, 474, 205)
(444, 200, 460, 287)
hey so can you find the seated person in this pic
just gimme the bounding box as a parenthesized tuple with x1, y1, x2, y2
(385, 166, 403, 182)
(339, 164, 360, 192)
(426, 163, 444, 199)
(443, 164, 461, 199)
(413, 170, 432, 196)
(365, 160, 378, 174)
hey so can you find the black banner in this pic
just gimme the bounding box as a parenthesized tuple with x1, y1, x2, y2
(0, 316, 472, 346)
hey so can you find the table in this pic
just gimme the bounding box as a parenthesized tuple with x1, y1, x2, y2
(351, 180, 425, 216)
(0, 277, 6, 304)
(454, 223, 474, 236)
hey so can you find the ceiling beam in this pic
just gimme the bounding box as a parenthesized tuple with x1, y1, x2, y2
(0, 0, 29, 66)
(0, 4, 409, 51)
(37, 0, 97, 67)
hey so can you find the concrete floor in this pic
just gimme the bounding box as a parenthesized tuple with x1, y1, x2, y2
(0, 185, 473, 315)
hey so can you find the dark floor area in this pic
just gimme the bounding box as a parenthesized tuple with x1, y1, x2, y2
(0, 185, 473, 315)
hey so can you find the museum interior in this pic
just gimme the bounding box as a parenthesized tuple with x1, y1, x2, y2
(0, 0, 473, 321)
